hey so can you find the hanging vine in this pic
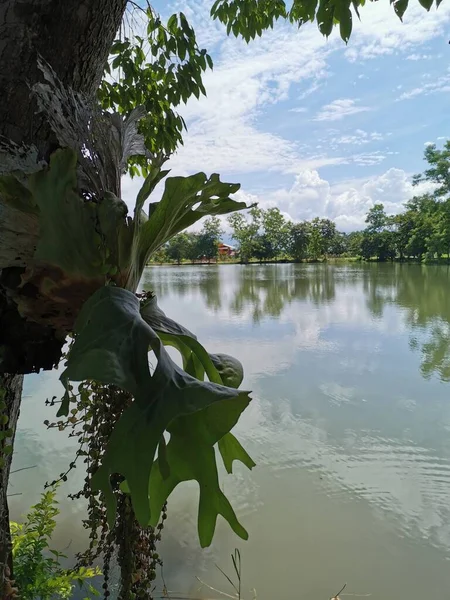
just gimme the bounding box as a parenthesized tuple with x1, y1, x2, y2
(46, 356, 168, 598)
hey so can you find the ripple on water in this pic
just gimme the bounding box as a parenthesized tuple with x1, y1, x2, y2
(239, 407, 450, 554)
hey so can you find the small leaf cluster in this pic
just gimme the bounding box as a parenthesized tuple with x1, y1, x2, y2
(98, 8, 213, 176)
(10, 488, 101, 600)
(211, 0, 443, 43)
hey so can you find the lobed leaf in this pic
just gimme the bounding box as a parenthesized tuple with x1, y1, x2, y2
(61, 286, 252, 534)
(127, 172, 247, 288)
(149, 395, 252, 547)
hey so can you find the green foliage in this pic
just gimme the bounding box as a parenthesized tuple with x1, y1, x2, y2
(130, 171, 245, 287)
(307, 222, 324, 260)
(413, 141, 450, 198)
(166, 233, 192, 264)
(148, 395, 250, 547)
(29, 149, 116, 279)
(196, 216, 225, 261)
(365, 203, 388, 232)
(288, 222, 311, 261)
(260, 207, 290, 259)
(210, 0, 443, 44)
(11, 488, 101, 600)
(99, 8, 213, 175)
(61, 286, 254, 544)
(228, 207, 262, 262)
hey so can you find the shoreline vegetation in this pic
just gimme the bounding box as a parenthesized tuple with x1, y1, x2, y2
(153, 143, 450, 269)
(148, 256, 450, 266)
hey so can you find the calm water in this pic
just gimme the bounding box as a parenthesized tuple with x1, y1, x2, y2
(11, 263, 450, 600)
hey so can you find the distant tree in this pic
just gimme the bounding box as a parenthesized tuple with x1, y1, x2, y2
(346, 231, 363, 257)
(151, 247, 168, 264)
(202, 216, 224, 241)
(288, 222, 310, 261)
(365, 204, 388, 232)
(316, 218, 337, 256)
(253, 234, 274, 262)
(228, 207, 262, 262)
(308, 222, 324, 261)
(185, 233, 202, 263)
(393, 211, 416, 260)
(261, 207, 289, 259)
(362, 204, 395, 261)
(166, 233, 191, 264)
(413, 141, 450, 198)
(196, 217, 224, 262)
(329, 232, 347, 256)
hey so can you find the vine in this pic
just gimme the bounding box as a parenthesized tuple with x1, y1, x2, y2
(46, 376, 167, 599)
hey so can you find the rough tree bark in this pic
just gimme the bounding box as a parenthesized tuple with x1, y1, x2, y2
(0, 0, 128, 374)
(0, 374, 22, 599)
(0, 0, 128, 595)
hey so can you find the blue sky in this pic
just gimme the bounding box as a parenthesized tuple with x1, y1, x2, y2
(123, 0, 450, 231)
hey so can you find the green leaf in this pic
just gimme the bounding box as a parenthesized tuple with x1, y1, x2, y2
(149, 394, 251, 547)
(393, 0, 409, 18)
(61, 286, 251, 527)
(218, 433, 256, 474)
(141, 295, 222, 383)
(56, 391, 71, 418)
(339, 6, 352, 42)
(209, 354, 244, 389)
(0, 175, 38, 215)
(135, 172, 246, 274)
(418, 0, 433, 9)
(134, 167, 170, 220)
(141, 296, 254, 484)
(167, 14, 178, 32)
(28, 149, 103, 277)
(97, 192, 133, 274)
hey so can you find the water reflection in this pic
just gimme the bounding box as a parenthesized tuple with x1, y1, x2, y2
(145, 263, 450, 381)
(12, 263, 450, 600)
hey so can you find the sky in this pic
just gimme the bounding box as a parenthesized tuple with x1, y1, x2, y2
(122, 0, 450, 232)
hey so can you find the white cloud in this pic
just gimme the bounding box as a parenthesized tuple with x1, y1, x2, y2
(118, 0, 450, 229)
(157, 0, 450, 178)
(331, 129, 384, 146)
(237, 167, 436, 232)
(314, 98, 370, 122)
(344, 0, 450, 61)
(406, 53, 433, 60)
(398, 70, 450, 100)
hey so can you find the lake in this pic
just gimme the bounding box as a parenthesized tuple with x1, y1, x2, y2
(11, 263, 450, 600)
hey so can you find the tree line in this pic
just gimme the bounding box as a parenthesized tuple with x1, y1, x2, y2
(156, 142, 450, 264)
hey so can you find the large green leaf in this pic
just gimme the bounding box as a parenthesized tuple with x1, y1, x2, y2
(61, 286, 251, 529)
(97, 192, 133, 275)
(132, 172, 247, 281)
(28, 149, 104, 277)
(141, 295, 223, 383)
(149, 395, 251, 547)
(141, 294, 255, 482)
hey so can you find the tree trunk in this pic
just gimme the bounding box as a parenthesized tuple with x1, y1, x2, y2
(0, 0, 128, 374)
(0, 374, 23, 598)
(0, 1, 127, 594)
